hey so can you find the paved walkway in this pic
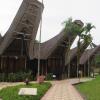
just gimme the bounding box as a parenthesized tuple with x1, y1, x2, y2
(0, 82, 36, 90)
(41, 80, 84, 100)
(68, 78, 94, 84)
(0, 78, 93, 100)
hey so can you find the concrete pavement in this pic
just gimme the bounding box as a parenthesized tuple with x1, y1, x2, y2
(41, 80, 84, 100)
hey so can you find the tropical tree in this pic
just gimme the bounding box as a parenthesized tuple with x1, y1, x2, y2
(85, 23, 95, 77)
(63, 18, 95, 78)
(63, 18, 84, 78)
(76, 31, 84, 77)
(62, 17, 73, 78)
(77, 23, 95, 77)
(84, 23, 95, 34)
(83, 23, 95, 50)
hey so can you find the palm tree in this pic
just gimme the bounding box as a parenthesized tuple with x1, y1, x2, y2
(77, 23, 95, 77)
(63, 18, 84, 78)
(73, 22, 84, 78)
(62, 17, 73, 78)
(84, 23, 95, 77)
(84, 23, 95, 34)
(83, 34, 92, 77)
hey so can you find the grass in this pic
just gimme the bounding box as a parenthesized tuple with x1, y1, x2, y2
(76, 76, 100, 100)
(0, 82, 51, 100)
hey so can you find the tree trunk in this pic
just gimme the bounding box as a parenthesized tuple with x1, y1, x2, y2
(84, 64, 85, 77)
(88, 56, 90, 77)
(77, 37, 81, 78)
(68, 40, 70, 78)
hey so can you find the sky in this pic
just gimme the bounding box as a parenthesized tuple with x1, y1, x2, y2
(0, 0, 100, 47)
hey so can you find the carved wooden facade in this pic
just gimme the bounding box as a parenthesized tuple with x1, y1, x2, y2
(0, 0, 43, 73)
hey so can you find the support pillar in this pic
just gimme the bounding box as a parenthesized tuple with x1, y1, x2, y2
(88, 59, 90, 77)
(46, 60, 48, 76)
(84, 64, 85, 77)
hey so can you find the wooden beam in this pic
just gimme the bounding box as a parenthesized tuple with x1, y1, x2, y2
(13, 37, 31, 41)
(84, 64, 85, 77)
(1, 57, 3, 71)
(25, 11, 37, 17)
(19, 22, 33, 27)
(25, 57, 27, 70)
(13, 31, 32, 36)
(46, 63, 47, 76)
(58, 44, 68, 47)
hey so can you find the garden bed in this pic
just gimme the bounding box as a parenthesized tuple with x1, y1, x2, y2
(0, 82, 51, 100)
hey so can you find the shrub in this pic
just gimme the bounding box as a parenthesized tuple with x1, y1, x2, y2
(8, 73, 16, 82)
(0, 71, 34, 82)
(45, 73, 53, 80)
(0, 73, 7, 82)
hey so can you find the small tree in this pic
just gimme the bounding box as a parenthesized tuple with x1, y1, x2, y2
(62, 17, 73, 78)
(77, 23, 95, 77)
(84, 23, 95, 34)
(63, 18, 95, 78)
(85, 23, 95, 77)
(63, 18, 84, 78)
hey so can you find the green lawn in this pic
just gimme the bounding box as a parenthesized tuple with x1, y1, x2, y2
(76, 76, 100, 100)
(0, 82, 51, 100)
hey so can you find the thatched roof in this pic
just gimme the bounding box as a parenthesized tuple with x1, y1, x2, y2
(33, 29, 77, 59)
(0, 0, 43, 59)
(65, 40, 91, 65)
(0, 34, 2, 40)
(33, 20, 84, 60)
(65, 47, 77, 65)
(80, 45, 100, 65)
(0, 34, 2, 44)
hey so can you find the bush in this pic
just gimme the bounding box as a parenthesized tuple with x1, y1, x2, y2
(45, 73, 53, 80)
(0, 73, 7, 82)
(0, 71, 34, 82)
(8, 73, 16, 82)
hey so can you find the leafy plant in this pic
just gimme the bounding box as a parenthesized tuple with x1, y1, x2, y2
(62, 18, 95, 78)
(0, 71, 34, 82)
(45, 73, 53, 80)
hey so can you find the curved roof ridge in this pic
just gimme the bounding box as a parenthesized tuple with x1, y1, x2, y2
(0, 0, 43, 59)
(80, 45, 100, 64)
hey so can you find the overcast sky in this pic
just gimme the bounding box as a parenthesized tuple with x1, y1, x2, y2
(0, 0, 100, 47)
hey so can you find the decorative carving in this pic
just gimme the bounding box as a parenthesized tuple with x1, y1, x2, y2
(20, 26, 33, 35)
(21, 13, 36, 26)
(27, 4, 39, 15)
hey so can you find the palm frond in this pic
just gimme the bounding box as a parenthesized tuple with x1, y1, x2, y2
(84, 23, 95, 34)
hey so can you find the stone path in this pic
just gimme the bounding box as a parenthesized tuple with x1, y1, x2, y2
(0, 78, 93, 100)
(0, 82, 23, 90)
(68, 78, 94, 85)
(0, 81, 36, 90)
(41, 80, 84, 100)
